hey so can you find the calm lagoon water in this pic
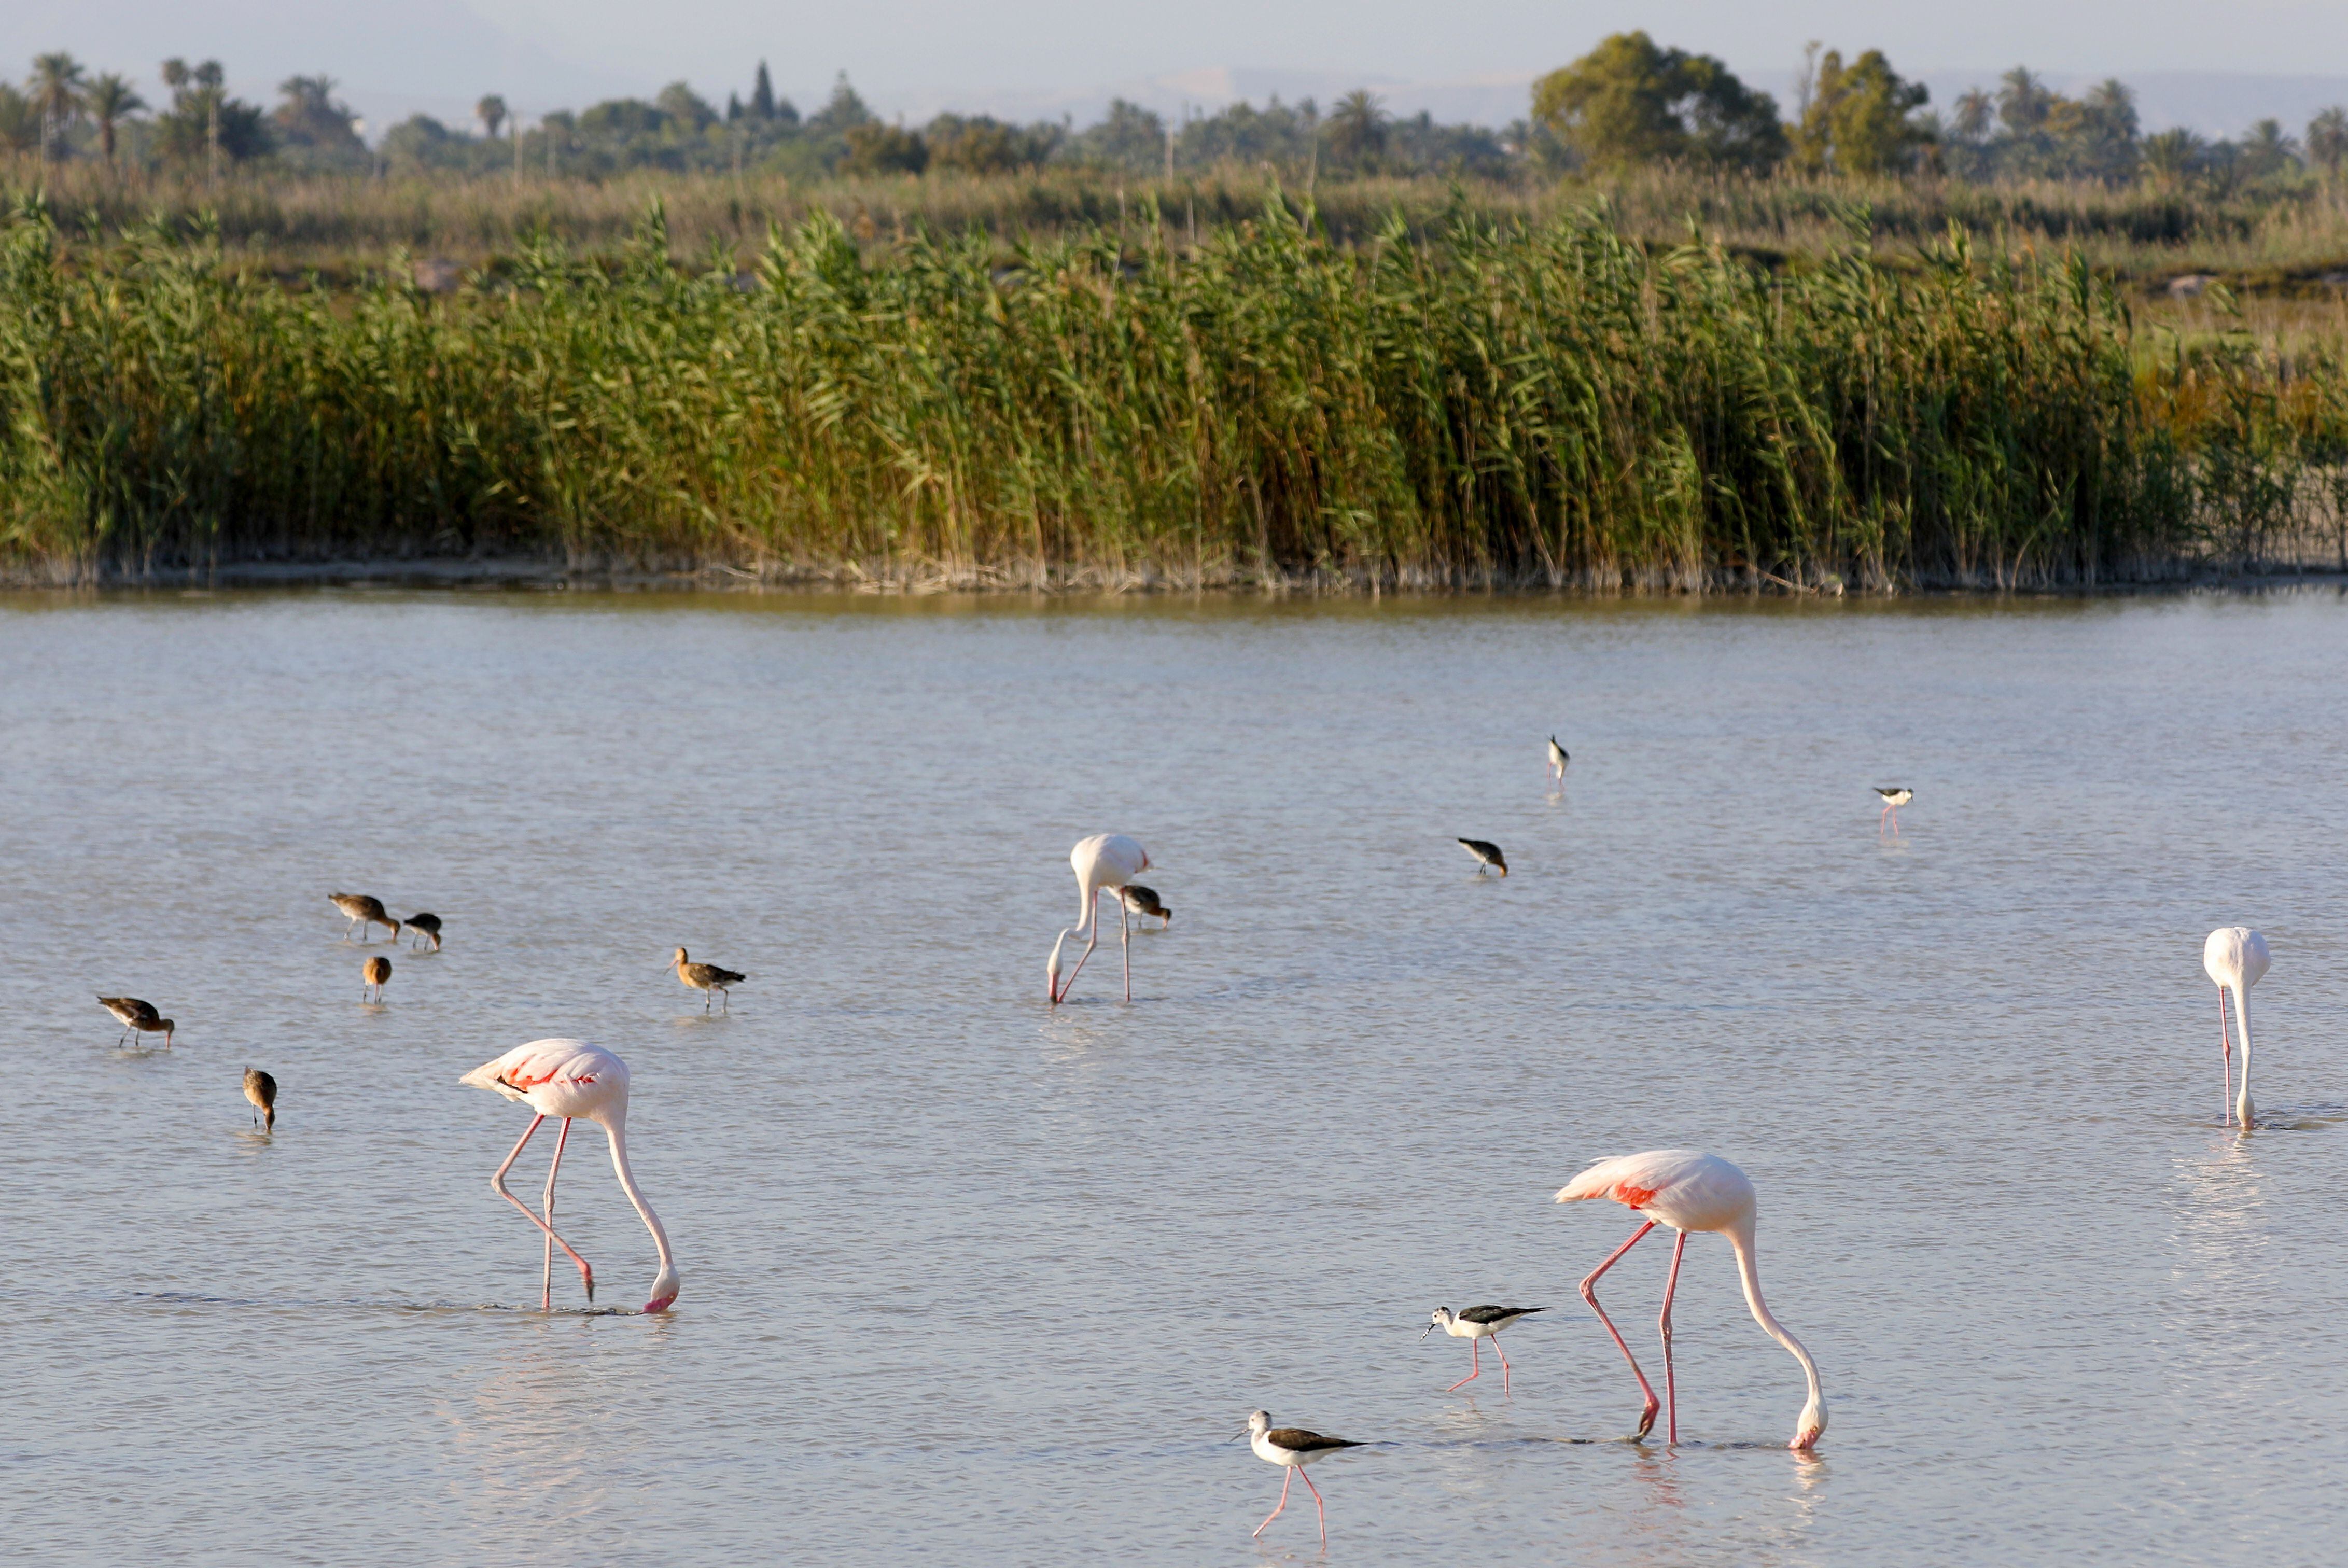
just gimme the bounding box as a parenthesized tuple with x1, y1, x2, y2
(4, 586, 2346, 1565)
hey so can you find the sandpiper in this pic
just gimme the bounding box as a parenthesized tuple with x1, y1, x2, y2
(1238, 1410, 1366, 1548)
(1875, 787, 1914, 832)
(670, 947, 745, 1013)
(329, 893, 401, 943)
(404, 913, 443, 951)
(244, 1067, 277, 1131)
(362, 955, 392, 1002)
(1548, 735, 1570, 782)
(1119, 885, 1172, 928)
(1423, 1304, 1548, 1393)
(98, 995, 174, 1048)
(1457, 838, 1508, 877)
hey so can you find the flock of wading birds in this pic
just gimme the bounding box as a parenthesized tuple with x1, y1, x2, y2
(88, 751, 2284, 1548)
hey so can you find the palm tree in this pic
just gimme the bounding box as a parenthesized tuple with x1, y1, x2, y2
(2140, 127, 2202, 189)
(2311, 106, 2348, 182)
(84, 73, 146, 164)
(1327, 88, 1387, 169)
(477, 94, 508, 141)
(29, 51, 87, 161)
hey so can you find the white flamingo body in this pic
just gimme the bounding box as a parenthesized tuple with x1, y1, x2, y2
(1047, 833, 1150, 1004)
(1557, 1150, 1825, 1449)
(460, 1039, 680, 1314)
(2203, 926, 2271, 1130)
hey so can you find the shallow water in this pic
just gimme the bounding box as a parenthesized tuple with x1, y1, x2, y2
(4, 586, 2346, 1565)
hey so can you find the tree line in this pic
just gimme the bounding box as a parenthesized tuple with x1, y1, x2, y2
(7, 37, 2346, 192)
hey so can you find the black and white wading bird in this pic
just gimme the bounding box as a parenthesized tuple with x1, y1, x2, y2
(1423, 1304, 1548, 1393)
(1874, 787, 1913, 832)
(1117, 885, 1172, 928)
(1457, 838, 1508, 877)
(404, 913, 443, 950)
(1238, 1410, 1366, 1548)
(1548, 735, 1570, 783)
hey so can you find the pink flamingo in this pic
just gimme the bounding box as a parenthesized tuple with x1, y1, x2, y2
(2204, 926, 2271, 1130)
(1046, 833, 1150, 1005)
(1557, 1150, 1825, 1449)
(460, 1038, 680, 1313)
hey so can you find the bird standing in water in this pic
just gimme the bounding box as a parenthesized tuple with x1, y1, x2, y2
(1119, 885, 1172, 928)
(2204, 926, 2271, 1130)
(98, 996, 174, 1048)
(1423, 1305, 1547, 1393)
(1238, 1410, 1366, 1548)
(669, 948, 745, 1013)
(404, 913, 443, 951)
(1048, 833, 1150, 1005)
(1558, 1149, 1826, 1449)
(362, 955, 392, 1002)
(243, 1068, 277, 1131)
(1457, 838, 1507, 877)
(459, 1038, 680, 1314)
(1874, 787, 1913, 832)
(1548, 735, 1570, 783)
(329, 893, 401, 943)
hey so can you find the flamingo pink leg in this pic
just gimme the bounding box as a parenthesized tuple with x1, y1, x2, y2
(1298, 1466, 1329, 1547)
(539, 1117, 575, 1312)
(1658, 1228, 1688, 1444)
(492, 1114, 594, 1306)
(1253, 1468, 1292, 1538)
(1447, 1337, 1483, 1392)
(2219, 987, 2234, 1127)
(1053, 888, 1107, 1004)
(1581, 1219, 1662, 1438)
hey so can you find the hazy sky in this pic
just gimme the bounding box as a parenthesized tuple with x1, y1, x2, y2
(12, 0, 2348, 122)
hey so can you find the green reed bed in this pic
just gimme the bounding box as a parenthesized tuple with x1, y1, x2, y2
(2, 195, 2342, 589)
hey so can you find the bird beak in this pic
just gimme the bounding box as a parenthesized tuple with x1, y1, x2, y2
(1419, 1323, 1436, 1340)
(1231, 1428, 1249, 1442)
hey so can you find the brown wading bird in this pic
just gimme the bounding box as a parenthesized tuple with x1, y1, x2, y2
(1458, 838, 1508, 877)
(99, 995, 175, 1048)
(670, 947, 746, 1012)
(329, 893, 401, 943)
(1119, 885, 1173, 928)
(362, 954, 392, 1002)
(244, 1067, 277, 1131)
(404, 913, 443, 951)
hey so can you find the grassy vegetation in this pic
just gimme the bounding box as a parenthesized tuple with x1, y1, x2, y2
(3, 184, 2345, 590)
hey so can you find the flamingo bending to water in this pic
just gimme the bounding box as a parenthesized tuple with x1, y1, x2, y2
(1557, 1149, 1825, 1449)
(1047, 834, 1150, 1005)
(460, 1039, 680, 1313)
(2204, 926, 2271, 1130)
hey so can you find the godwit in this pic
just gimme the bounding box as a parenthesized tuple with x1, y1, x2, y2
(1548, 735, 1570, 782)
(460, 1038, 680, 1313)
(362, 954, 392, 1003)
(329, 893, 401, 943)
(1457, 838, 1507, 877)
(669, 948, 744, 1013)
(1047, 833, 1150, 1005)
(243, 1067, 277, 1131)
(1558, 1150, 1825, 1449)
(404, 913, 443, 951)
(1238, 1410, 1366, 1548)
(1874, 787, 1913, 832)
(2204, 926, 2272, 1130)
(1119, 884, 1172, 928)
(97, 995, 173, 1048)
(1422, 1304, 1547, 1393)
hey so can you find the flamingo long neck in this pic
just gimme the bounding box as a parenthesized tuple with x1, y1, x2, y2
(2232, 985, 2256, 1128)
(600, 1111, 675, 1276)
(1727, 1215, 1825, 1438)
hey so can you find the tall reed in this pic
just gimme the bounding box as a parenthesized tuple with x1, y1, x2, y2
(0, 194, 2338, 587)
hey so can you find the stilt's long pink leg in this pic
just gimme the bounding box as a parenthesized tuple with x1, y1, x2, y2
(1581, 1219, 1661, 1438)
(492, 1114, 594, 1304)
(1492, 1332, 1513, 1394)
(1253, 1468, 1292, 1537)
(2219, 987, 2234, 1127)
(1447, 1337, 1483, 1392)
(1658, 1229, 1688, 1445)
(1053, 888, 1105, 1004)
(1298, 1466, 1329, 1547)
(1120, 888, 1131, 1002)
(540, 1117, 574, 1312)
